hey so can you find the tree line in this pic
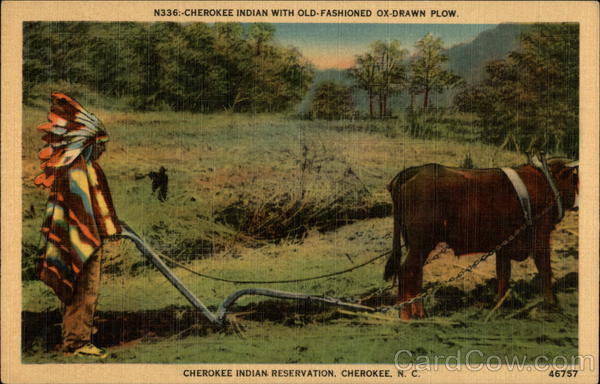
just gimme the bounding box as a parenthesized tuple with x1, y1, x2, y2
(23, 22, 314, 112)
(24, 22, 578, 157)
(311, 33, 462, 120)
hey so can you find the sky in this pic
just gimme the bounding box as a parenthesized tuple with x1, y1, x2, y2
(273, 24, 497, 69)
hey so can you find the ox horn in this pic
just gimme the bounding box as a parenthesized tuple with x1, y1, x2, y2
(566, 160, 579, 168)
(531, 152, 543, 169)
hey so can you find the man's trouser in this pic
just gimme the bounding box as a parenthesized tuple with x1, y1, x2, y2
(61, 249, 103, 351)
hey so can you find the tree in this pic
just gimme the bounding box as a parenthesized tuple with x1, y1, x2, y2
(23, 21, 314, 114)
(23, 22, 93, 99)
(372, 41, 408, 117)
(349, 53, 377, 118)
(213, 22, 252, 110)
(406, 57, 427, 110)
(142, 22, 188, 109)
(249, 23, 275, 56)
(511, 23, 578, 157)
(411, 33, 461, 108)
(23, 22, 52, 100)
(310, 81, 354, 120)
(86, 23, 149, 99)
(181, 23, 227, 111)
(454, 23, 579, 157)
(349, 40, 408, 119)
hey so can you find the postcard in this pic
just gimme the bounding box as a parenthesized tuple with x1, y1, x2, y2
(1, 1, 598, 383)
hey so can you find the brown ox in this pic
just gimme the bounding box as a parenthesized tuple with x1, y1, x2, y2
(385, 158, 579, 320)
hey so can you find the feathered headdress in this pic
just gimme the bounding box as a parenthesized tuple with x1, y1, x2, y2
(35, 93, 121, 302)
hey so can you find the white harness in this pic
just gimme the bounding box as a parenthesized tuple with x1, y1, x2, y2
(501, 168, 533, 226)
(501, 164, 565, 226)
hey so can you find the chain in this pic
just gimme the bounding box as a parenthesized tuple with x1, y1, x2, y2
(424, 244, 450, 266)
(156, 247, 393, 284)
(380, 201, 557, 313)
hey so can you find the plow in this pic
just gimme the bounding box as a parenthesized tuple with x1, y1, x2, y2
(119, 221, 381, 330)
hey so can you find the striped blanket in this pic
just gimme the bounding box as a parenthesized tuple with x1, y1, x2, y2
(35, 93, 121, 302)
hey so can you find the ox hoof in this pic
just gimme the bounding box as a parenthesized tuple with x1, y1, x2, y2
(411, 302, 426, 319)
(399, 307, 412, 320)
(398, 302, 426, 320)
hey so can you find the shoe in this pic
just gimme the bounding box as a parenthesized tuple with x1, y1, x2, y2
(66, 343, 108, 359)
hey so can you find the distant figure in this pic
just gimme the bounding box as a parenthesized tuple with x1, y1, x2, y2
(137, 167, 168, 202)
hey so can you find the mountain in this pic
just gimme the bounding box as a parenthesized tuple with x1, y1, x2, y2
(446, 23, 528, 84)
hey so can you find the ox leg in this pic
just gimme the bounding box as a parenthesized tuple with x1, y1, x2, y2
(495, 251, 511, 303)
(397, 249, 427, 320)
(533, 235, 557, 306)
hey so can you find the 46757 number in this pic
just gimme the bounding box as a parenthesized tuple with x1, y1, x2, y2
(549, 370, 578, 377)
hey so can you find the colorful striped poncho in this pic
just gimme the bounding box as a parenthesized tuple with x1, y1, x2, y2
(35, 93, 121, 303)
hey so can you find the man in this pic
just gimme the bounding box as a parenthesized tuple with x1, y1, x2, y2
(35, 93, 121, 358)
(137, 166, 169, 202)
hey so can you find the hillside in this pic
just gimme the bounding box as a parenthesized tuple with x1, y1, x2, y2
(447, 23, 527, 83)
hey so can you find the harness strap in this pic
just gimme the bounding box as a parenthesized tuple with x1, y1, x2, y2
(501, 167, 533, 226)
(536, 162, 564, 223)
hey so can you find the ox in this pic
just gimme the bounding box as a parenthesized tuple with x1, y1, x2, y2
(385, 155, 579, 320)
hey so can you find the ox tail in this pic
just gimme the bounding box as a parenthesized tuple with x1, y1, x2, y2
(383, 211, 403, 281)
(384, 169, 414, 281)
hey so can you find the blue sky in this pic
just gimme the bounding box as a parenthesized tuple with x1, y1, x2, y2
(272, 24, 496, 69)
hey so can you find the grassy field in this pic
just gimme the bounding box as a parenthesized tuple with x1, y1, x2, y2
(21, 100, 578, 364)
